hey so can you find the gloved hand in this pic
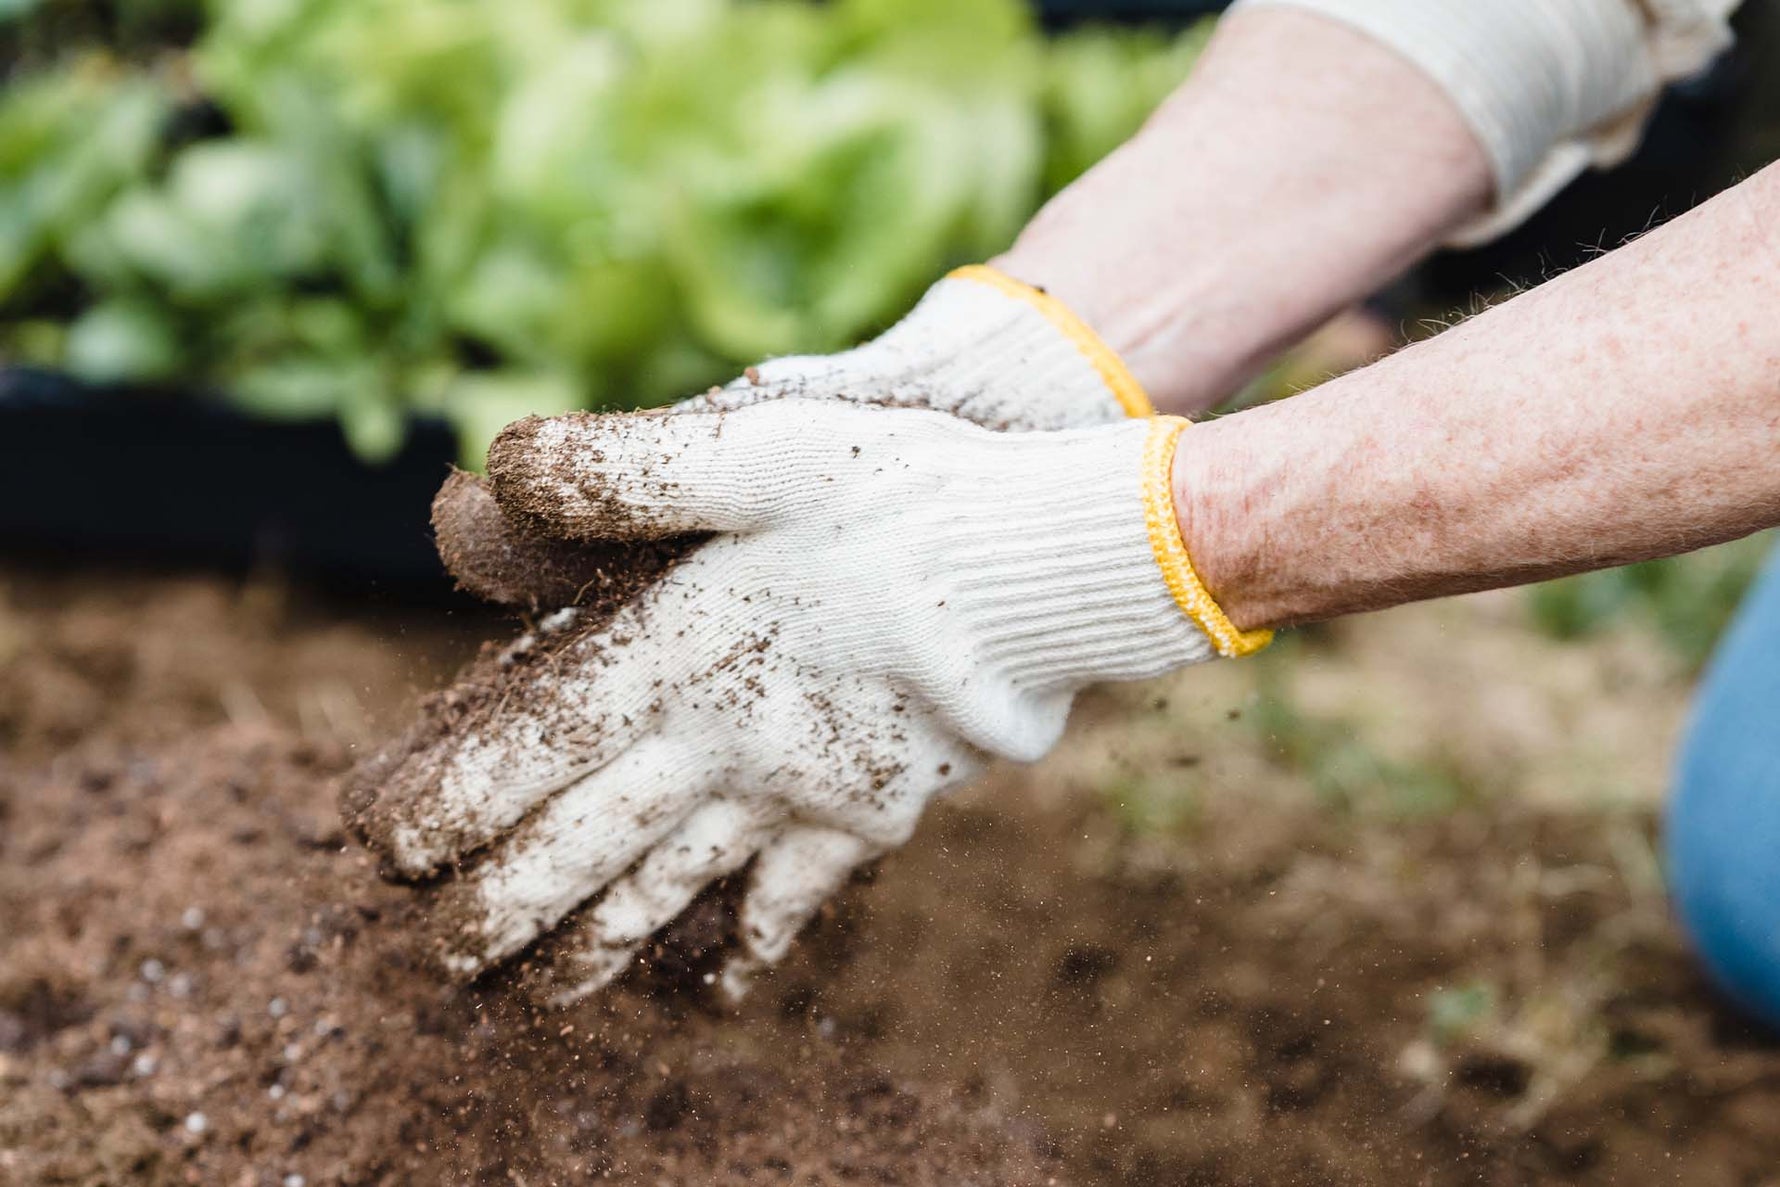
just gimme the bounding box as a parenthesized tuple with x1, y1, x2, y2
(433, 265, 1154, 610)
(675, 264, 1153, 429)
(346, 400, 1268, 1002)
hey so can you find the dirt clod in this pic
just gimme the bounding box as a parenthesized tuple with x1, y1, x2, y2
(430, 467, 686, 614)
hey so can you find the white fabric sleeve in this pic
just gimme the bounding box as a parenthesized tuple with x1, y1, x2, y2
(1231, 0, 1738, 244)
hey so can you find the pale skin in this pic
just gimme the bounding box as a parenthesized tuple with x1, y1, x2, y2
(997, 7, 1780, 628)
(996, 8, 1492, 413)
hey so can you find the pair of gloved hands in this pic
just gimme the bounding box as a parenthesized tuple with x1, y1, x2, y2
(344, 266, 1268, 1003)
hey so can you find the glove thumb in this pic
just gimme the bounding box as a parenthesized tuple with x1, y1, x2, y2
(487, 408, 785, 542)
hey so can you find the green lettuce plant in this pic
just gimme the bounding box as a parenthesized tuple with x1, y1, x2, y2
(2, 0, 1207, 463)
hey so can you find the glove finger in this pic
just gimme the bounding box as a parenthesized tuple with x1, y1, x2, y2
(343, 598, 672, 879)
(539, 798, 762, 1006)
(719, 824, 875, 1001)
(425, 731, 709, 978)
(430, 468, 691, 611)
(485, 405, 801, 542)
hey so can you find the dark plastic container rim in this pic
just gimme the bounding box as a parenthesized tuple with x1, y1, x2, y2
(0, 366, 461, 597)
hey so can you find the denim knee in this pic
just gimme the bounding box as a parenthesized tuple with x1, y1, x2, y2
(1666, 544, 1780, 1030)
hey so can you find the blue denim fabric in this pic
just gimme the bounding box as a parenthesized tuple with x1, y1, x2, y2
(1668, 544, 1780, 1029)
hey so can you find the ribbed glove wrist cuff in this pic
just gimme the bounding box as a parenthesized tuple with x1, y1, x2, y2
(1141, 417, 1273, 659)
(930, 265, 1154, 424)
(932, 417, 1266, 739)
(742, 265, 1154, 431)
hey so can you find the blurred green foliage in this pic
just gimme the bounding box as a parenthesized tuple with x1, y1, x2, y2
(1527, 534, 1770, 670)
(1099, 773, 1201, 837)
(0, 0, 1208, 462)
(1250, 640, 1469, 818)
(1425, 980, 1497, 1047)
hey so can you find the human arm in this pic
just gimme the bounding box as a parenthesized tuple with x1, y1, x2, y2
(432, 0, 1719, 602)
(434, 0, 1737, 599)
(1179, 158, 1780, 630)
(356, 0, 1754, 999)
(995, 5, 1491, 412)
(997, 0, 1736, 413)
(362, 165, 1780, 1002)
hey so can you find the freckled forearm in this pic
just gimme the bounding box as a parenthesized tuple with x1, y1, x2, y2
(1176, 163, 1780, 630)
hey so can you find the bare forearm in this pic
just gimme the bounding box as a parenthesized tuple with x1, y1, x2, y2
(994, 7, 1491, 413)
(1180, 163, 1780, 630)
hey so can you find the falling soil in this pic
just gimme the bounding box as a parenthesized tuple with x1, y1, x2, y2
(3, 569, 1779, 1185)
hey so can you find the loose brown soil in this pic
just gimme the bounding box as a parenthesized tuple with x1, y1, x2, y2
(3, 569, 1778, 1186)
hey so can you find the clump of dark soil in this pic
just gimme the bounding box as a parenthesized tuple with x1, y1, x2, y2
(3, 570, 1779, 1186)
(430, 469, 687, 613)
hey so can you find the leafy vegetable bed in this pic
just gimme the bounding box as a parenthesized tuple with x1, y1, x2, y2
(1, 0, 1206, 463)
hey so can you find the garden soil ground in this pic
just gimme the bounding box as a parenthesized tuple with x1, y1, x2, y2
(2, 567, 1778, 1186)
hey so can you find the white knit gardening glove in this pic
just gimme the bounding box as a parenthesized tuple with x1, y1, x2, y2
(433, 264, 1156, 610)
(349, 400, 1268, 1003)
(679, 264, 1153, 430)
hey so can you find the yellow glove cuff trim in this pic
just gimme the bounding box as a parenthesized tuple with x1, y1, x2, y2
(1142, 416, 1273, 659)
(948, 264, 1154, 419)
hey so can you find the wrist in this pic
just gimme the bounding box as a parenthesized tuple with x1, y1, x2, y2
(1169, 410, 1287, 633)
(948, 416, 1270, 708)
(988, 245, 1271, 416)
(929, 417, 1246, 757)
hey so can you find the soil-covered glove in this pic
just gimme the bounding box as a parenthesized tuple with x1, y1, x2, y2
(346, 400, 1268, 1003)
(433, 265, 1153, 610)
